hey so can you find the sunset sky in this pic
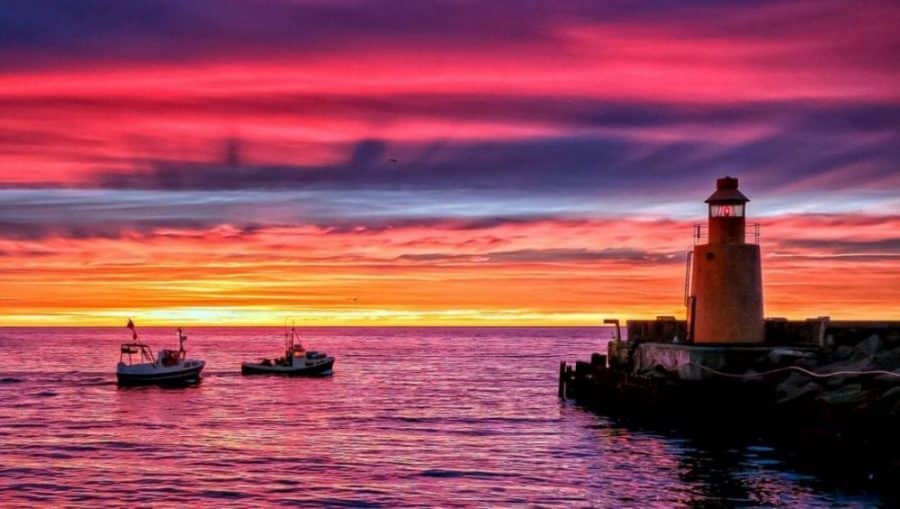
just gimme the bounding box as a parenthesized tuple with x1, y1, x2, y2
(1, 0, 898, 325)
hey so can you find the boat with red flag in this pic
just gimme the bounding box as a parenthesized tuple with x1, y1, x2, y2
(116, 320, 205, 386)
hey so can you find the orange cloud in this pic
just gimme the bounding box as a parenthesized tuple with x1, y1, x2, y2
(1, 214, 896, 325)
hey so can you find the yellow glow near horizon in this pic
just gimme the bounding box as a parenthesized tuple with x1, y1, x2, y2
(0, 307, 642, 327)
(1, 215, 898, 326)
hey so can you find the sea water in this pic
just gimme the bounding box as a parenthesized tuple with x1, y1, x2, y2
(0, 327, 884, 507)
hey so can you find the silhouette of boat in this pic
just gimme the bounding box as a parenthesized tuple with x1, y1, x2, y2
(241, 326, 334, 376)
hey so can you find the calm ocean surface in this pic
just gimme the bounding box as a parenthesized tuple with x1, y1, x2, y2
(0, 327, 886, 507)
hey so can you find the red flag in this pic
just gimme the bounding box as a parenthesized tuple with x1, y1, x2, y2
(126, 319, 138, 340)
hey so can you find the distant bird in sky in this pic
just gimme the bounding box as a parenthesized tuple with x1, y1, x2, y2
(351, 296, 359, 303)
(388, 158, 398, 164)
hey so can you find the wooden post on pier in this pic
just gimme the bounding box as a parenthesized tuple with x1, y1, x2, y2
(558, 361, 567, 399)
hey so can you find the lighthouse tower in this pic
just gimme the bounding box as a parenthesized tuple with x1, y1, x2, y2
(688, 177, 764, 344)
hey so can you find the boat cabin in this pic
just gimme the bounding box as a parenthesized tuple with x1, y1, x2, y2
(118, 343, 185, 367)
(119, 342, 155, 366)
(158, 348, 186, 366)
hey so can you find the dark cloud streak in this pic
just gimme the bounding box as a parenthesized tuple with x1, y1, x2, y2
(0, 0, 800, 71)
(396, 247, 681, 265)
(88, 130, 898, 197)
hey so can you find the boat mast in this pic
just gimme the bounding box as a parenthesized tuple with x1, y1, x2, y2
(178, 328, 187, 359)
(283, 321, 291, 363)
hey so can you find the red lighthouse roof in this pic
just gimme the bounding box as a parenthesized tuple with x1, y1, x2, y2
(705, 176, 750, 204)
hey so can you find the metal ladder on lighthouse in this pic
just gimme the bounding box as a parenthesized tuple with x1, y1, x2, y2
(683, 250, 696, 342)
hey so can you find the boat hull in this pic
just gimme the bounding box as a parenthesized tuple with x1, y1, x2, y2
(116, 362, 205, 386)
(241, 358, 334, 376)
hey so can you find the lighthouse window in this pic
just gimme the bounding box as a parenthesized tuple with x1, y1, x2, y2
(710, 204, 744, 217)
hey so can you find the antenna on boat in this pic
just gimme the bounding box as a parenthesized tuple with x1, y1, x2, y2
(177, 327, 186, 355)
(283, 318, 292, 352)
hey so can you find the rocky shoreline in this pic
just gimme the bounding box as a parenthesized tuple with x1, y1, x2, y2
(776, 334, 900, 418)
(561, 326, 900, 484)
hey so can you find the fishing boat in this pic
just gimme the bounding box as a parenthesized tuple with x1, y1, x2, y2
(241, 326, 334, 376)
(116, 320, 205, 386)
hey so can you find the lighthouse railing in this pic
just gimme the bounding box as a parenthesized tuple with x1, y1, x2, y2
(683, 251, 693, 306)
(692, 224, 707, 245)
(748, 223, 760, 244)
(692, 223, 760, 245)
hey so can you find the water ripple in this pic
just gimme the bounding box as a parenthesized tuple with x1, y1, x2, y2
(0, 327, 885, 507)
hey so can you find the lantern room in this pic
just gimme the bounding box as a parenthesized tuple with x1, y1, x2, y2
(705, 176, 749, 245)
(709, 203, 744, 218)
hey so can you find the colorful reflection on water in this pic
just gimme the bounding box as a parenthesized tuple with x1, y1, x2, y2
(0, 327, 884, 506)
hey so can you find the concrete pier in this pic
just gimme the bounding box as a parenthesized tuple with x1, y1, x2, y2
(562, 319, 900, 433)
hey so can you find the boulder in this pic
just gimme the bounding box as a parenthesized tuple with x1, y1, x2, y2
(880, 385, 900, 403)
(795, 356, 820, 369)
(779, 371, 808, 390)
(831, 344, 853, 361)
(884, 331, 900, 348)
(824, 374, 854, 389)
(816, 383, 868, 406)
(768, 348, 816, 365)
(818, 351, 877, 373)
(851, 334, 882, 360)
(873, 346, 900, 370)
(636, 364, 673, 379)
(777, 380, 822, 405)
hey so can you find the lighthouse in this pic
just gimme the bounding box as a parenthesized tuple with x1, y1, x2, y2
(687, 177, 764, 344)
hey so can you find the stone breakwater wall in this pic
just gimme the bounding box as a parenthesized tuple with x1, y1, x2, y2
(562, 321, 900, 431)
(775, 333, 900, 419)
